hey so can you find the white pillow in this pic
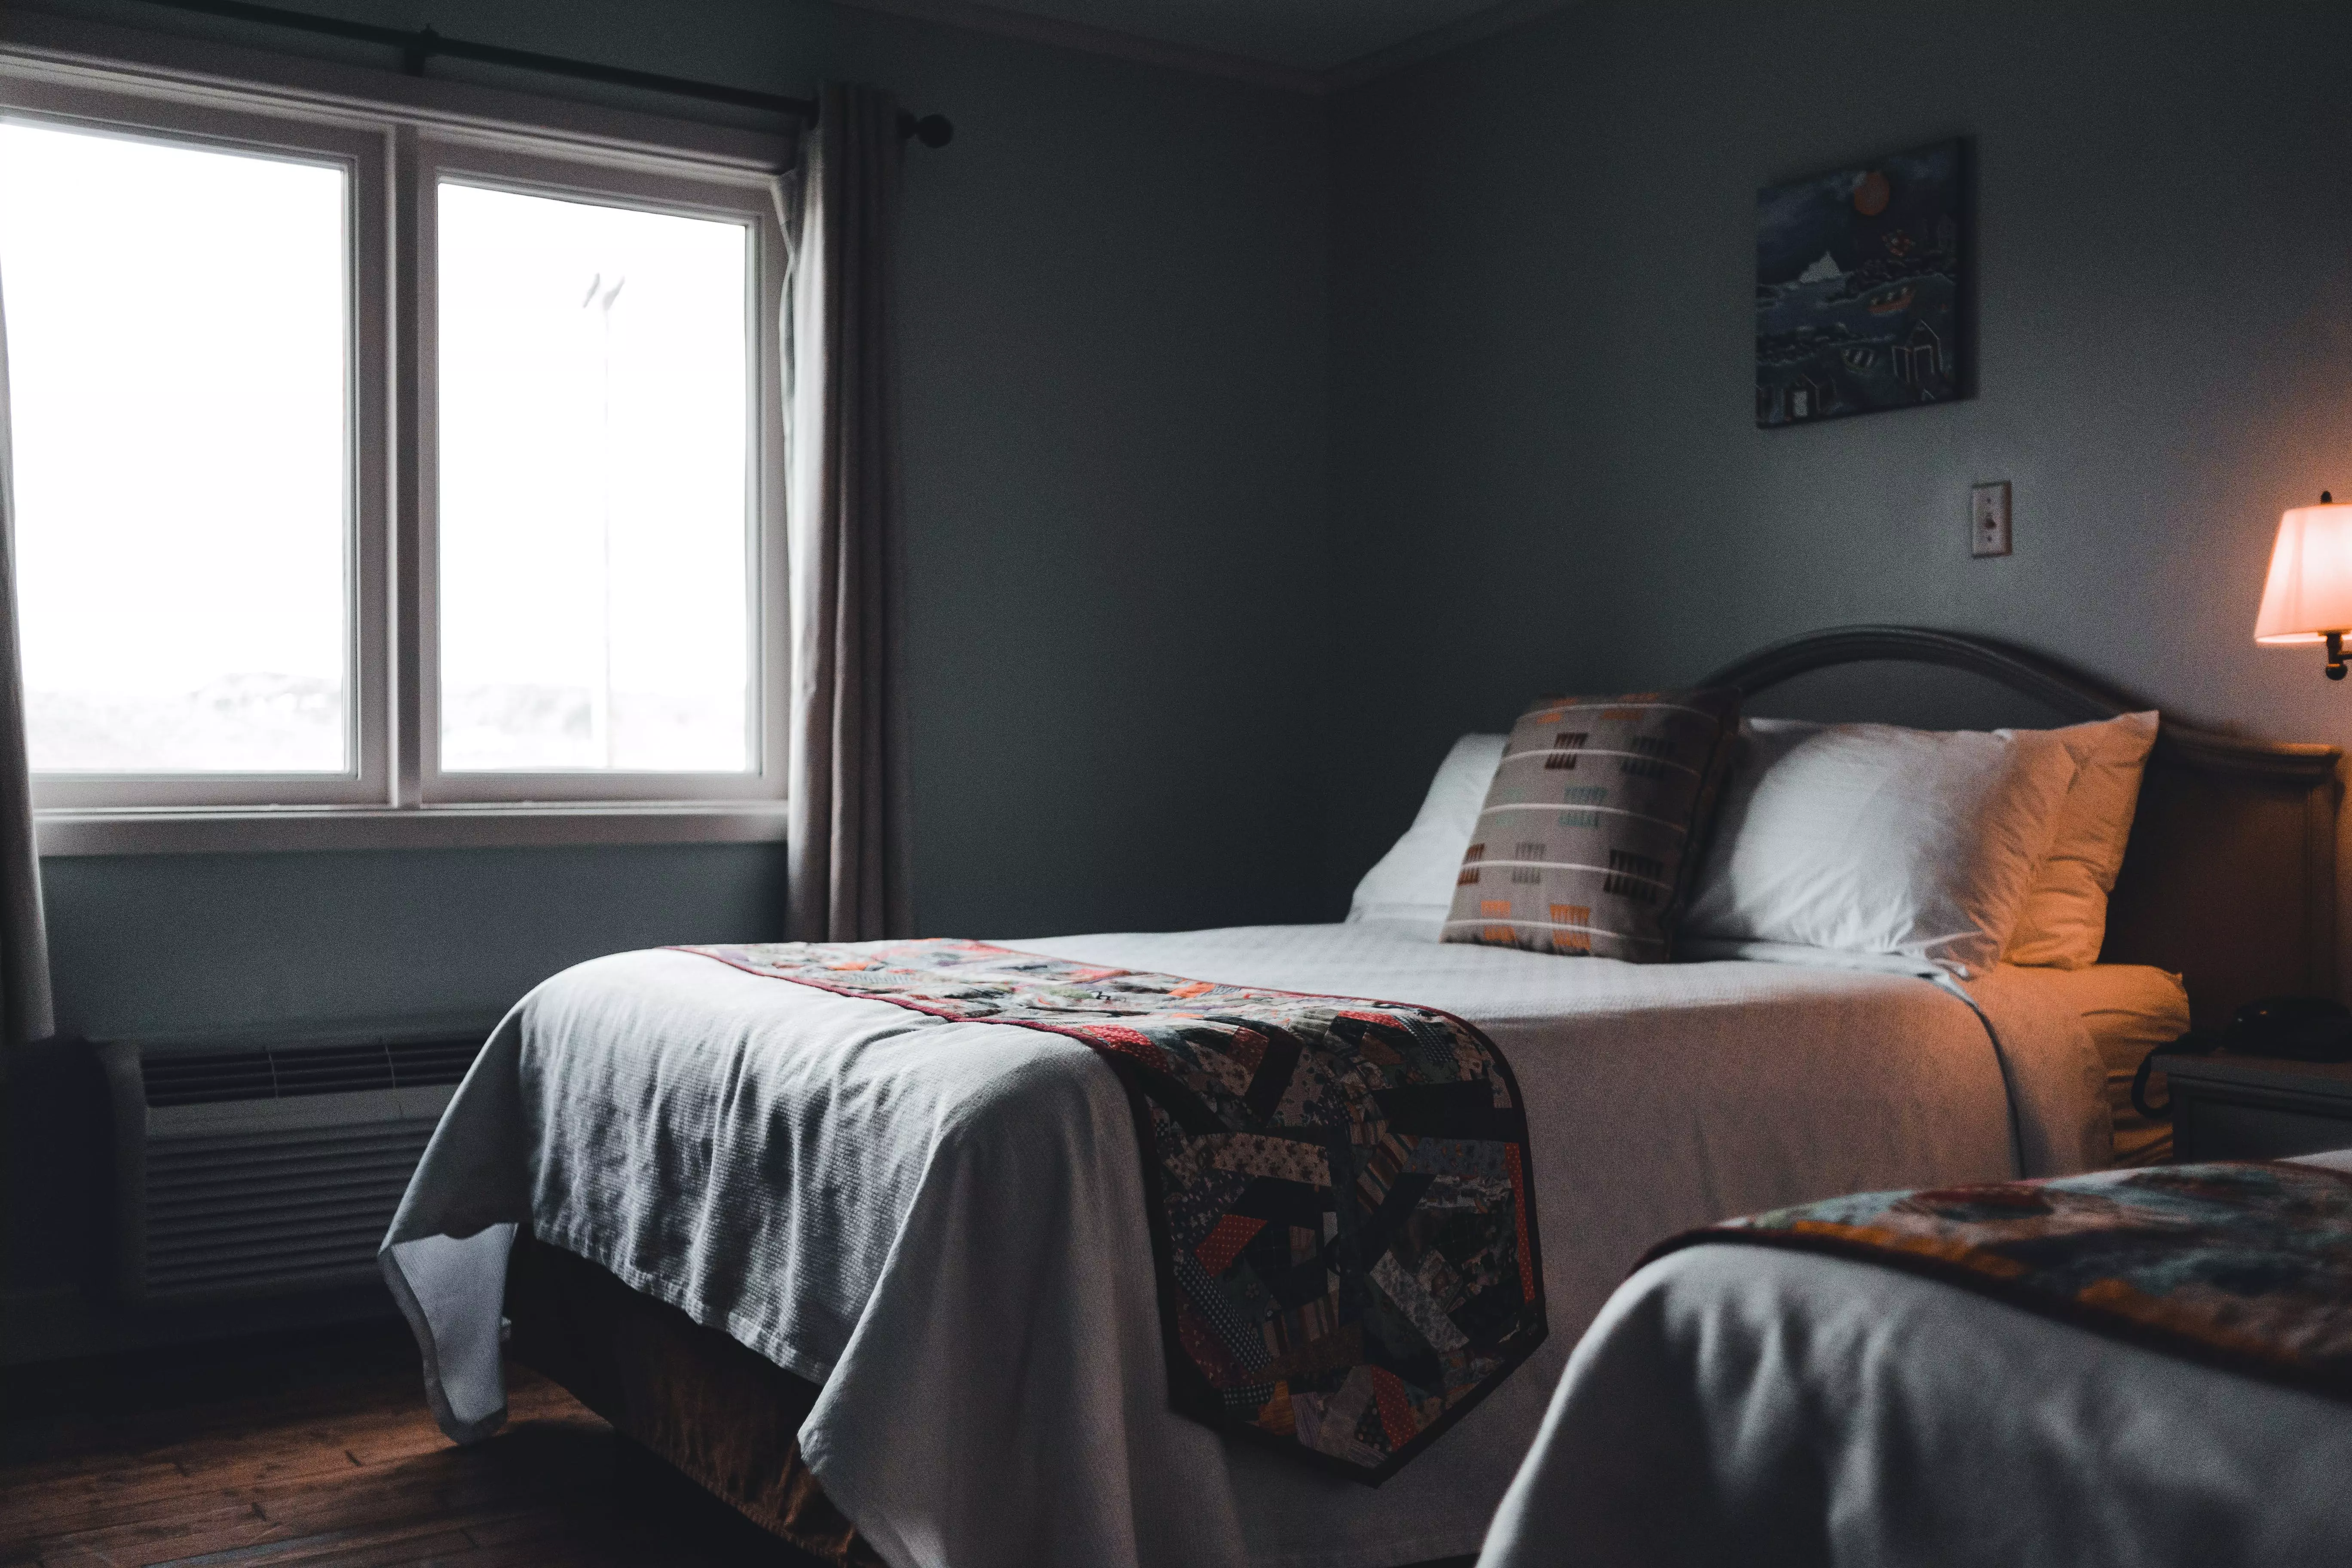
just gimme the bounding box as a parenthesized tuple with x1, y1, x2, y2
(2002, 711, 2159, 969)
(1682, 719, 2079, 975)
(1347, 734, 1506, 930)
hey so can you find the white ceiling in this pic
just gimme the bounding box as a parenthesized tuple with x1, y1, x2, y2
(833, 0, 1565, 86)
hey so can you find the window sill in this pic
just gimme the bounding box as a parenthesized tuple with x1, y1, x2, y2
(34, 801, 791, 856)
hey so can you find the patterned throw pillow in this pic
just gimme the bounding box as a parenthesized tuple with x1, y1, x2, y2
(1442, 689, 1743, 962)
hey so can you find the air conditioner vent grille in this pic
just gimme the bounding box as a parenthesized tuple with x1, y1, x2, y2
(140, 1121, 441, 1296)
(104, 1025, 493, 1302)
(143, 1035, 484, 1106)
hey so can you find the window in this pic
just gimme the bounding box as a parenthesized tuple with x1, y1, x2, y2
(435, 183, 752, 776)
(3, 120, 351, 779)
(0, 67, 787, 845)
(415, 141, 784, 805)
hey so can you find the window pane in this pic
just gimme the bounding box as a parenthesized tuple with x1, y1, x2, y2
(0, 120, 350, 773)
(437, 181, 751, 773)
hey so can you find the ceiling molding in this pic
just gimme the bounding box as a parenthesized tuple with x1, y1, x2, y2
(1322, 0, 1577, 91)
(821, 0, 1325, 95)
(819, 0, 1576, 96)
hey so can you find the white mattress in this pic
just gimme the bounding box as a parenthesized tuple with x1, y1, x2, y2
(1479, 1149, 2352, 1568)
(384, 922, 2113, 1568)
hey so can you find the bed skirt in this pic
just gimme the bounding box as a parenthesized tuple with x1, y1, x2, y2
(503, 1231, 884, 1567)
(505, 1231, 1489, 1568)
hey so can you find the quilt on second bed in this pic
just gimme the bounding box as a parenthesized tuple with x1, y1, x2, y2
(1648, 1159, 2352, 1400)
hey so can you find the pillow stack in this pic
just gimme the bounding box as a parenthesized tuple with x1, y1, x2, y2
(1681, 710, 2159, 974)
(1357, 700, 2161, 976)
(1441, 690, 1742, 962)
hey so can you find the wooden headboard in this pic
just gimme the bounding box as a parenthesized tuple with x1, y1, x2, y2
(1703, 625, 2343, 1029)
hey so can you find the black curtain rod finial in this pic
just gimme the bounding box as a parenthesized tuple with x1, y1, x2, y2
(401, 22, 438, 76)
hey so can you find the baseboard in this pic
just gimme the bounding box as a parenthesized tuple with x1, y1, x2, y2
(0, 1277, 399, 1365)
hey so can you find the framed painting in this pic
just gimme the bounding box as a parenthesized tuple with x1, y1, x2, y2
(1756, 138, 1963, 428)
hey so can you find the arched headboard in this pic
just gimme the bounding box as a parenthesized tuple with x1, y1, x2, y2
(1702, 625, 2343, 1028)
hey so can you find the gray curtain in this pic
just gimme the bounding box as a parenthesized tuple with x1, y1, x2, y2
(780, 84, 911, 942)
(0, 279, 54, 1054)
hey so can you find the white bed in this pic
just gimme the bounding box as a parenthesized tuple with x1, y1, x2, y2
(1476, 1150, 2352, 1568)
(384, 626, 2339, 1568)
(386, 920, 2147, 1568)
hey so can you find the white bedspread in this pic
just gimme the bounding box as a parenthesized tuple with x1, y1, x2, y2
(1477, 1150, 2352, 1568)
(383, 923, 2107, 1568)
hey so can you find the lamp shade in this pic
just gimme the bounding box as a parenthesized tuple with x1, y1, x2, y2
(2254, 502, 2352, 644)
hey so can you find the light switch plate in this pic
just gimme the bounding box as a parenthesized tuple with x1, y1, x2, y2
(1971, 481, 2012, 557)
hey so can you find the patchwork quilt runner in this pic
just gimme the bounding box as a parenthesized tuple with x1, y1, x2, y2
(676, 939, 1546, 1482)
(1651, 1161, 2352, 1400)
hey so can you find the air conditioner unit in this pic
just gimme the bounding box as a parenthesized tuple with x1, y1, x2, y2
(97, 1025, 490, 1302)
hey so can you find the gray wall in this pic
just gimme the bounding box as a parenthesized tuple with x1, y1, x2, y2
(6, 0, 1330, 1315)
(36, 0, 1332, 1006)
(1324, 0, 2352, 924)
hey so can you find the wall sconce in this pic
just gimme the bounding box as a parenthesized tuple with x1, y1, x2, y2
(2256, 492, 2352, 680)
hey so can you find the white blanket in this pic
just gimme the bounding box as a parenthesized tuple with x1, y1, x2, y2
(383, 923, 2107, 1568)
(1477, 1150, 2352, 1568)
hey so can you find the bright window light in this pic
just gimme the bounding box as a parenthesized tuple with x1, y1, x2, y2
(0, 119, 351, 774)
(436, 181, 751, 773)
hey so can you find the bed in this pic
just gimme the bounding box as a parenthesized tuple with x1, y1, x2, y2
(1475, 1149, 2352, 1568)
(382, 626, 2340, 1568)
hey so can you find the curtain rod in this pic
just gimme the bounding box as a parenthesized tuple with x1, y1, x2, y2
(136, 0, 956, 146)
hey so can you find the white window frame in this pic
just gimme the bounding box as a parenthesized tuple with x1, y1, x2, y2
(404, 132, 789, 808)
(0, 74, 393, 814)
(0, 22, 798, 854)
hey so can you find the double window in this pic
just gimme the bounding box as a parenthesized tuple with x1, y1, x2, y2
(0, 64, 788, 844)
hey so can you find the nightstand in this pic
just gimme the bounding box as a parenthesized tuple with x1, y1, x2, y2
(2155, 1052, 2352, 1162)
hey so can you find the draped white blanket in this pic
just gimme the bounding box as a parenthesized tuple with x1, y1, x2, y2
(382, 923, 2106, 1568)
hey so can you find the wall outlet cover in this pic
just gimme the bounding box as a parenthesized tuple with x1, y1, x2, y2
(1971, 481, 2011, 557)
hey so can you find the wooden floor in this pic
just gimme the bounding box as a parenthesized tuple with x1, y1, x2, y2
(0, 1319, 812, 1567)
